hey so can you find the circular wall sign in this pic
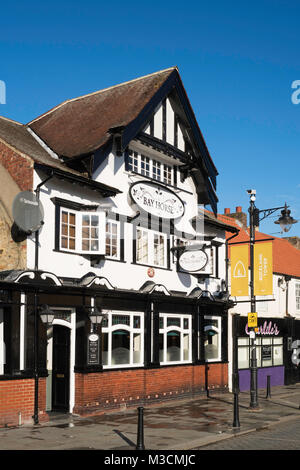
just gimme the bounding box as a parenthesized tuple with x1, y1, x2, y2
(130, 181, 184, 219)
(179, 250, 208, 272)
(12, 191, 44, 233)
(147, 267, 155, 278)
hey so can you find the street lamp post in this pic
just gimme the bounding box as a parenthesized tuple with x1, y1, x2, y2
(247, 190, 298, 409)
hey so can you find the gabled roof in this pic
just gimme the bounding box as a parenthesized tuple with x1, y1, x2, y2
(27, 68, 177, 159)
(227, 225, 300, 278)
(27, 67, 219, 212)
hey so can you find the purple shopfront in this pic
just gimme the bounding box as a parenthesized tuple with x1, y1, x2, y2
(235, 316, 300, 391)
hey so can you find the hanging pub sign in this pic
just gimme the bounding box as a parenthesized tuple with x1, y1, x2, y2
(179, 249, 208, 272)
(87, 333, 100, 365)
(129, 181, 184, 219)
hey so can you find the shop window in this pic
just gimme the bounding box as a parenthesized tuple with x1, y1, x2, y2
(59, 207, 105, 255)
(237, 336, 284, 369)
(159, 313, 191, 364)
(101, 311, 144, 368)
(136, 227, 167, 268)
(204, 316, 221, 362)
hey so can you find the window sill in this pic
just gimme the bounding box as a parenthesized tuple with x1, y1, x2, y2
(131, 261, 172, 272)
(105, 257, 126, 263)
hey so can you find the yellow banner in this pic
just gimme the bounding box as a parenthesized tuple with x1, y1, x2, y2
(254, 242, 273, 296)
(231, 245, 249, 296)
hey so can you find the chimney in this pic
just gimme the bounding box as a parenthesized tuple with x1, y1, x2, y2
(283, 236, 300, 250)
(224, 206, 247, 228)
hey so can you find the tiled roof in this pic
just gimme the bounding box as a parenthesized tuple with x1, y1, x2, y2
(0, 116, 121, 196)
(27, 68, 177, 159)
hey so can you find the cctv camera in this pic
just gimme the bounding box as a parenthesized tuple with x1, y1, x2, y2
(246, 189, 256, 195)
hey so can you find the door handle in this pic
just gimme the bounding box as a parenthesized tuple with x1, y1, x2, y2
(56, 374, 64, 378)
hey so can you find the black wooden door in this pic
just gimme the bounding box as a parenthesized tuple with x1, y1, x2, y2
(52, 325, 70, 411)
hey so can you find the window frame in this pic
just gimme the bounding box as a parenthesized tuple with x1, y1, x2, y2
(127, 149, 174, 186)
(204, 315, 222, 362)
(158, 313, 192, 365)
(237, 335, 284, 369)
(105, 220, 121, 260)
(101, 311, 144, 369)
(136, 227, 168, 268)
(59, 206, 106, 255)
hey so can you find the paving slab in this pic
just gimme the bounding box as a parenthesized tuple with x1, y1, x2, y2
(1, 384, 300, 452)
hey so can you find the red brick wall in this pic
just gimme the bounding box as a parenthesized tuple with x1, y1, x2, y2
(0, 141, 33, 191)
(74, 364, 228, 416)
(0, 378, 48, 427)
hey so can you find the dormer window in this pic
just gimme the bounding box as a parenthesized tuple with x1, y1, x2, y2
(127, 149, 174, 186)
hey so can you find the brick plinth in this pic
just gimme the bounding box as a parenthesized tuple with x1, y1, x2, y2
(0, 378, 48, 427)
(74, 363, 228, 416)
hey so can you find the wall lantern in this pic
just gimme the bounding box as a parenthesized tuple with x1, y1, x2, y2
(38, 304, 55, 325)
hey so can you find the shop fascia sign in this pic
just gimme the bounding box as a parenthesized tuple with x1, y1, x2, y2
(129, 180, 185, 219)
(245, 320, 280, 336)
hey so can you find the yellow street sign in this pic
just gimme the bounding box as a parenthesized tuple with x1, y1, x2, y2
(248, 312, 257, 328)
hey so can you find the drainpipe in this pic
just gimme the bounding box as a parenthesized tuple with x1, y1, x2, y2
(33, 171, 54, 425)
(34, 171, 54, 271)
(284, 275, 292, 316)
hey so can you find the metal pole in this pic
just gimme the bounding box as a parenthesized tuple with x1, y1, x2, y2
(249, 195, 259, 409)
(136, 407, 145, 450)
(33, 291, 39, 425)
(232, 314, 240, 427)
(266, 375, 271, 398)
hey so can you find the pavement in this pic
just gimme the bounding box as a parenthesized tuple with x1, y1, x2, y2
(1, 384, 300, 452)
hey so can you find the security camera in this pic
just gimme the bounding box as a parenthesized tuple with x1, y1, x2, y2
(246, 189, 256, 195)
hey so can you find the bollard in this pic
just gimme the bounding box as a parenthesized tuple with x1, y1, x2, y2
(136, 407, 145, 450)
(232, 392, 240, 428)
(266, 375, 271, 398)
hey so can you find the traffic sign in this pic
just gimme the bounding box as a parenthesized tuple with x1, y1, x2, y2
(248, 312, 257, 328)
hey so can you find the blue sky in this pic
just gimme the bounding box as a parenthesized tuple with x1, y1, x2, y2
(0, 0, 299, 237)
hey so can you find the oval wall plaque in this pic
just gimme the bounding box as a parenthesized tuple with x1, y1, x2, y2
(179, 250, 208, 272)
(129, 181, 184, 219)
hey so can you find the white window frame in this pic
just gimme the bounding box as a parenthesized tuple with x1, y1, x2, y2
(204, 315, 222, 362)
(136, 227, 168, 268)
(159, 313, 192, 365)
(296, 282, 300, 312)
(102, 311, 144, 369)
(59, 207, 105, 255)
(127, 149, 174, 186)
(105, 220, 120, 260)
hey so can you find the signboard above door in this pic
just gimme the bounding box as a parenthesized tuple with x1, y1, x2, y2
(129, 181, 184, 219)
